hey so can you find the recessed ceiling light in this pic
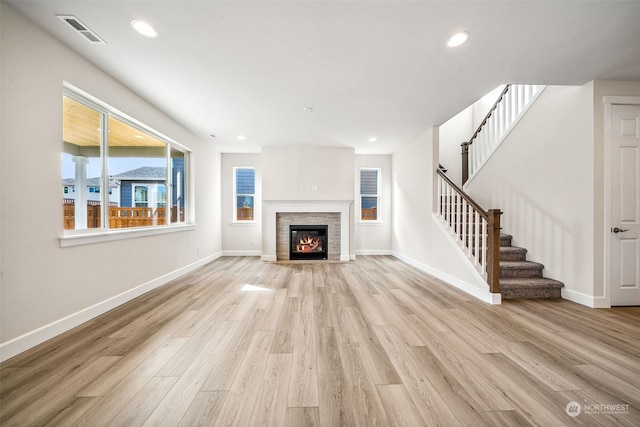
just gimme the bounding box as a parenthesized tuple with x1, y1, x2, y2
(368, 137, 377, 142)
(237, 135, 246, 140)
(302, 107, 314, 112)
(446, 31, 469, 48)
(131, 20, 158, 38)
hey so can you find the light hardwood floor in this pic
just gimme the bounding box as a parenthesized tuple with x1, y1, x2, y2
(1, 256, 639, 426)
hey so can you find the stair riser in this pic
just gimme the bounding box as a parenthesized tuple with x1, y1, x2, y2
(501, 267, 543, 278)
(500, 252, 527, 262)
(501, 288, 562, 299)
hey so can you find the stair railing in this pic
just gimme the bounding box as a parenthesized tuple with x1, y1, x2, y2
(437, 169, 501, 293)
(462, 84, 545, 184)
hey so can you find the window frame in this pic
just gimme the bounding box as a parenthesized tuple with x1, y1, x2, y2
(232, 166, 256, 224)
(359, 167, 381, 222)
(60, 83, 192, 246)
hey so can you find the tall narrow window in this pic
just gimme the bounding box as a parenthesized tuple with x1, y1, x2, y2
(62, 88, 190, 232)
(62, 96, 104, 230)
(234, 167, 255, 221)
(360, 168, 380, 221)
(171, 148, 186, 224)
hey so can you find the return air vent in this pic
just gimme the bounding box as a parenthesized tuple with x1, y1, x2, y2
(57, 15, 106, 44)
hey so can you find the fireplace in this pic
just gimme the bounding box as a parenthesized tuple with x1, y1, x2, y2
(262, 200, 352, 262)
(290, 225, 328, 260)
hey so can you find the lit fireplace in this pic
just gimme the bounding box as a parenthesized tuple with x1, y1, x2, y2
(289, 225, 328, 260)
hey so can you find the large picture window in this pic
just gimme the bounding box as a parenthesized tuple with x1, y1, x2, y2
(234, 167, 255, 221)
(62, 88, 189, 232)
(360, 168, 380, 221)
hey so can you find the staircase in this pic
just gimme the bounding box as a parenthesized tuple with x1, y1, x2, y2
(499, 233, 564, 299)
(438, 83, 562, 300)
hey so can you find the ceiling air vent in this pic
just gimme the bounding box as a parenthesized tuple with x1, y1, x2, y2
(57, 15, 106, 44)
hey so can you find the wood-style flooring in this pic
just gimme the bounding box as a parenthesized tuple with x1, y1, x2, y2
(1, 256, 639, 426)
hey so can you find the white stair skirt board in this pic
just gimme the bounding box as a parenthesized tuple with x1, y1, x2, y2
(391, 251, 501, 305)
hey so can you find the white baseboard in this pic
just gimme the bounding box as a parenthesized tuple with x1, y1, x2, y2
(391, 251, 501, 305)
(355, 249, 393, 256)
(562, 288, 609, 308)
(0, 253, 221, 363)
(221, 250, 262, 257)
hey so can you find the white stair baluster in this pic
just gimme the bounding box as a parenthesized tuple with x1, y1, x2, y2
(437, 175, 442, 217)
(462, 198, 468, 249)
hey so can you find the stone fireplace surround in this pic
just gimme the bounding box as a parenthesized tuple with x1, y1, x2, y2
(262, 200, 352, 262)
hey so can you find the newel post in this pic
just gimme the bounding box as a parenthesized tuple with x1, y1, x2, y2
(486, 209, 502, 294)
(461, 142, 470, 184)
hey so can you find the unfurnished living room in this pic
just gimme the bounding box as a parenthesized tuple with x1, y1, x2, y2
(1, 1, 639, 426)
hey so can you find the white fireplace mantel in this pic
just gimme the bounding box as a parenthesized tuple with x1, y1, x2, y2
(262, 200, 353, 262)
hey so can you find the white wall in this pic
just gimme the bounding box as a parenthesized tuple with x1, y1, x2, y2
(465, 85, 596, 303)
(262, 146, 355, 201)
(391, 128, 496, 303)
(0, 4, 221, 360)
(221, 153, 262, 255)
(438, 106, 473, 187)
(355, 155, 392, 254)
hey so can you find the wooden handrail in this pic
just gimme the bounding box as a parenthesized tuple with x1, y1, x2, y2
(468, 85, 510, 146)
(437, 168, 487, 219)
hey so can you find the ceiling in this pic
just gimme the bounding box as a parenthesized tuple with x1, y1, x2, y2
(6, 1, 640, 154)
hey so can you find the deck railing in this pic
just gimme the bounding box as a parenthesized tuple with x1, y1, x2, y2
(437, 169, 501, 293)
(361, 208, 377, 221)
(63, 200, 185, 229)
(236, 207, 254, 221)
(462, 84, 545, 183)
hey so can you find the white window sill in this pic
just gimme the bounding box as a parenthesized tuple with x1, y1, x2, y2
(59, 224, 197, 248)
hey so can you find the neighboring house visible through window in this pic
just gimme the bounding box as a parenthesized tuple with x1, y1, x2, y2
(234, 167, 255, 221)
(62, 86, 189, 232)
(360, 168, 380, 221)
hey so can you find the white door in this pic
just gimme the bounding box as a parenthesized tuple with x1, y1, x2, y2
(609, 103, 640, 306)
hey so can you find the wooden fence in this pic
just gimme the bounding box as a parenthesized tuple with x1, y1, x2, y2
(361, 208, 377, 221)
(63, 200, 185, 230)
(236, 207, 254, 221)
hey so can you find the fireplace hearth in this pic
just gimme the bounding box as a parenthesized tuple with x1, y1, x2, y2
(290, 225, 328, 260)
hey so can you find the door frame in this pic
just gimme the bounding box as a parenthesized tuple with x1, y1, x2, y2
(603, 96, 640, 307)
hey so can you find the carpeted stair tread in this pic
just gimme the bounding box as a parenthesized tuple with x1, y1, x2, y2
(500, 233, 513, 247)
(500, 246, 527, 261)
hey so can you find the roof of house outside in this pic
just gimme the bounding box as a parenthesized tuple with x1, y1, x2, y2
(111, 166, 166, 181)
(63, 166, 166, 186)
